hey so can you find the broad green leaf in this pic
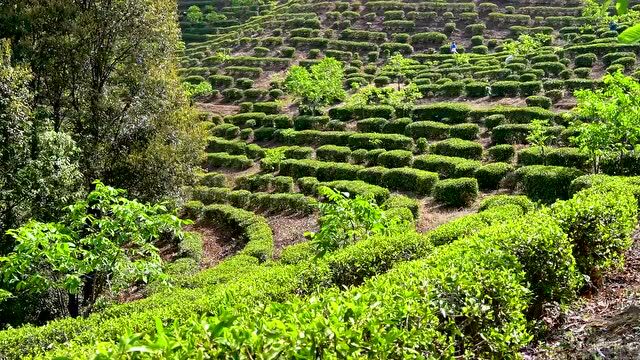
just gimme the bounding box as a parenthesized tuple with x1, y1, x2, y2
(618, 23, 640, 43)
(616, 0, 629, 15)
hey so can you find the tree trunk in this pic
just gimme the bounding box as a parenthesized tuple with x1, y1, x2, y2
(67, 292, 79, 318)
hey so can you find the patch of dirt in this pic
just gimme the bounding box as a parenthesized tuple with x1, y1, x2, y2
(417, 199, 476, 232)
(216, 163, 262, 183)
(268, 214, 319, 258)
(188, 224, 245, 268)
(524, 228, 640, 360)
(196, 103, 240, 117)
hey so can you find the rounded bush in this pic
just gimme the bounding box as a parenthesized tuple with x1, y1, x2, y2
(514, 165, 585, 203)
(431, 138, 483, 160)
(525, 96, 552, 109)
(475, 162, 514, 190)
(551, 183, 638, 285)
(487, 144, 515, 163)
(377, 150, 414, 168)
(433, 178, 479, 207)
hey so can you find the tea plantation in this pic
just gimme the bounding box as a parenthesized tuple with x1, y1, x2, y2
(2, 0, 640, 358)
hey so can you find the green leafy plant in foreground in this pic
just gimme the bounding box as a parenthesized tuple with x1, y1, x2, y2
(0, 181, 192, 319)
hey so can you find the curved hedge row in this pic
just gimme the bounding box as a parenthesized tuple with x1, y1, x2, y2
(27, 182, 639, 359)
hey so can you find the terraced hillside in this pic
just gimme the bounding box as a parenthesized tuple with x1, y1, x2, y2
(2, 0, 640, 359)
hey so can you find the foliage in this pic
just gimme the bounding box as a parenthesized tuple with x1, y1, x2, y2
(551, 181, 638, 286)
(0, 40, 83, 236)
(0, 0, 206, 203)
(570, 72, 640, 173)
(285, 58, 346, 115)
(186, 5, 203, 23)
(382, 53, 418, 89)
(182, 81, 213, 101)
(346, 83, 421, 118)
(306, 187, 410, 254)
(0, 181, 191, 320)
(527, 119, 552, 162)
(503, 34, 552, 58)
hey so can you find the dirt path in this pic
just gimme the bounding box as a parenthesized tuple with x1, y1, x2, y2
(525, 229, 640, 359)
(268, 214, 319, 258)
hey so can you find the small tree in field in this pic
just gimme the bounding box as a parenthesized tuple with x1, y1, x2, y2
(186, 5, 204, 23)
(383, 53, 418, 90)
(0, 181, 193, 318)
(306, 187, 410, 254)
(285, 58, 346, 115)
(527, 119, 551, 163)
(570, 71, 640, 173)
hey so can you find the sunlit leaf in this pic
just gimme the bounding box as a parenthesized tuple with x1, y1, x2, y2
(618, 23, 640, 43)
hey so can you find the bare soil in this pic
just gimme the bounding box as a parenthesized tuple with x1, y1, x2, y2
(268, 214, 319, 258)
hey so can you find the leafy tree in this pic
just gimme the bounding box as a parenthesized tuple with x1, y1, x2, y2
(570, 72, 640, 173)
(345, 83, 421, 117)
(182, 81, 213, 103)
(0, 0, 206, 203)
(306, 187, 410, 254)
(503, 34, 552, 58)
(0, 181, 192, 321)
(0, 40, 82, 236)
(382, 53, 418, 90)
(527, 119, 551, 163)
(285, 58, 346, 115)
(186, 6, 204, 23)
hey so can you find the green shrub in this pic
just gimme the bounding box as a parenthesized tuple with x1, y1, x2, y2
(377, 150, 414, 168)
(321, 180, 390, 203)
(348, 133, 413, 150)
(525, 95, 551, 109)
(426, 204, 520, 246)
(472, 212, 581, 313)
(279, 242, 315, 265)
(326, 232, 432, 287)
(382, 118, 411, 134)
(405, 121, 449, 140)
(206, 153, 253, 170)
(449, 123, 480, 140)
(412, 103, 471, 123)
(475, 163, 514, 190)
(357, 118, 389, 133)
(209, 74, 234, 88)
(466, 81, 490, 97)
(431, 138, 483, 160)
(294, 115, 330, 130)
(484, 114, 506, 130)
(478, 195, 535, 213)
(491, 81, 520, 97)
(253, 102, 280, 114)
(382, 194, 420, 219)
(433, 178, 479, 207)
(413, 155, 481, 178)
(221, 88, 244, 102)
(316, 145, 351, 163)
(382, 167, 439, 196)
(551, 183, 638, 285)
(513, 165, 584, 203)
(492, 124, 531, 144)
(487, 144, 515, 163)
(198, 172, 227, 187)
(575, 53, 596, 67)
(520, 81, 543, 97)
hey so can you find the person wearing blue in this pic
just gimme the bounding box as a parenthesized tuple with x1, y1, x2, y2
(450, 41, 458, 54)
